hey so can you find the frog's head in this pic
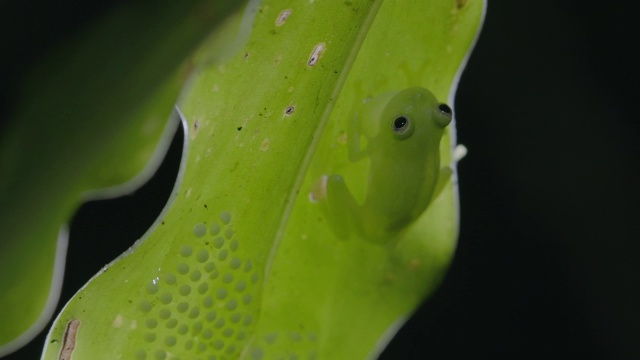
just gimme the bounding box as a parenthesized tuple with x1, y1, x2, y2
(379, 87, 452, 155)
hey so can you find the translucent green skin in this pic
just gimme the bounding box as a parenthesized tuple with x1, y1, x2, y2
(323, 87, 452, 243)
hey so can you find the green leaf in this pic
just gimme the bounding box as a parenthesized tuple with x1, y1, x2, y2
(0, 0, 243, 356)
(39, 0, 485, 359)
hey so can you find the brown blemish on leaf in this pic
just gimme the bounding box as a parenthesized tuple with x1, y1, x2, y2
(285, 105, 295, 115)
(275, 9, 293, 26)
(308, 43, 326, 66)
(58, 319, 80, 360)
(260, 138, 271, 152)
(408, 258, 421, 271)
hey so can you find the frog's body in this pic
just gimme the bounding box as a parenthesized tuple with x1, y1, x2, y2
(317, 87, 453, 244)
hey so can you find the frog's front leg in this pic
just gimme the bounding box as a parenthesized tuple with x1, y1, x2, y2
(429, 144, 467, 205)
(430, 166, 452, 206)
(311, 174, 361, 240)
(347, 111, 369, 162)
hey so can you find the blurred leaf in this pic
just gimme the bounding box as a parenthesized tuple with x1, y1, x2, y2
(0, 0, 243, 356)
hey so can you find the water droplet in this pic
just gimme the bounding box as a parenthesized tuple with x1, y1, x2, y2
(145, 319, 158, 329)
(190, 270, 202, 282)
(220, 212, 231, 224)
(177, 302, 189, 313)
(198, 282, 209, 294)
(230, 313, 241, 323)
(193, 223, 207, 237)
(164, 336, 177, 347)
(135, 349, 147, 360)
(226, 299, 238, 311)
(243, 294, 253, 305)
(264, 333, 278, 344)
(179, 285, 191, 296)
(139, 301, 152, 313)
(177, 324, 188, 335)
(213, 236, 225, 249)
(216, 288, 228, 300)
(250, 347, 264, 359)
(196, 250, 209, 263)
(209, 270, 220, 280)
(204, 262, 217, 273)
(144, 332, 156, 343)
(213, 339, 225, 350)
(210, 223, 221, 235)
(158, 309, 171, 320)
(188, 307, 200, 319)
(164, 273, 177, 285)
(146, 282, 159, 295)
(184, 340, 193, 350)
(159, 293, 172, 304)
(192, 321, 203, 334)
(165, 318, 178, 329)
(214, 318, 225, 329)
(179, 245, 193, 257)
(226, 345, 237, 355)
(222, 273, 233, 284)
(154, 349, 166, 360)
(244, 260, 253, 272)
(289, 332, 302, 342)
(177, 263, 189, 275)
(206, 310, 217, 322)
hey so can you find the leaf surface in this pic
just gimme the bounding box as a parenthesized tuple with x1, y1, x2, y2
(38, 0, 484, 358)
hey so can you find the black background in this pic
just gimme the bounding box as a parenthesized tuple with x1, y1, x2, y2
(2, 0, 639, 359)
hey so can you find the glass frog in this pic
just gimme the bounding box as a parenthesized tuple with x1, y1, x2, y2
(312, 87, 453, 244)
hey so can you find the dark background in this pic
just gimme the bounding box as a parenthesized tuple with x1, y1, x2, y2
(3, 0, 638, 359)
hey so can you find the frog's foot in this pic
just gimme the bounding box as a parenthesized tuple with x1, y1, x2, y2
(308, 175, 328, 203)
(453, 144, 468, 162)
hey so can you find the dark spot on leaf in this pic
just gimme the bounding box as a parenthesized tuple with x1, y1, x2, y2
(285, 106, 295, 115)
(237, 126, 243, 131)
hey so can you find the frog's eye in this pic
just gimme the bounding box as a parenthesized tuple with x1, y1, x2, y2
(391, 116, 414, 139)
(435, 103, 453, 127)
